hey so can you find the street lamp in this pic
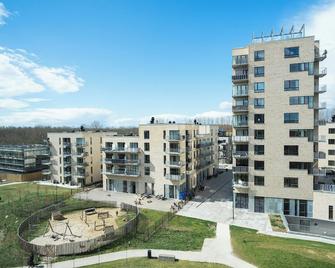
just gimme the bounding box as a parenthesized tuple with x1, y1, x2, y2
(232, 187, 235, 220)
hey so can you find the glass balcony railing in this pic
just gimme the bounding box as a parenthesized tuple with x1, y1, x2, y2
(165, 174, 184, 181)
(232, 74, 248, 82)
(314, 67, 327, 78)
(233, 151, 249, 158)
(232, 136, 249, 143)
(232, 166, 249, 173)
(314, 85, 327, 94)
(104, 158, 139, 165)
(104, 169, 140, 177)
(232, 85, 248, 97)
(232, 121, 248, 127)
(232, 105, 248, 112)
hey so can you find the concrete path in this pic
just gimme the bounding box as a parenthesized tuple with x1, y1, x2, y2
(48, 222, 256, 268)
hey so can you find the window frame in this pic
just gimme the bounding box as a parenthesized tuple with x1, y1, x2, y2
(284, 47, 299, 58)
(254, 50, 265, 61)
(284, 177, 299, 188)
(254, 66, 264, 77)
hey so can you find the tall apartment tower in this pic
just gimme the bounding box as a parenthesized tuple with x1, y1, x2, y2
(232, 27, 327, 216)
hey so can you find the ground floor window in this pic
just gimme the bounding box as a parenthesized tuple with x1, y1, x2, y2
(235, 193, 248, 209)
(329, 206, 333, 220)
(254, 196, 264, 213)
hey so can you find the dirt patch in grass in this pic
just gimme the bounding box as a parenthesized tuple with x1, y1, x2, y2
(269, 214, 287, 232)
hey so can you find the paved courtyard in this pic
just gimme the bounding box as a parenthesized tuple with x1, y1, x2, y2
(75, 188, 176, 212)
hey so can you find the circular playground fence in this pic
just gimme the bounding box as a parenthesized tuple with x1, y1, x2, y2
(17, 201, 139, 256)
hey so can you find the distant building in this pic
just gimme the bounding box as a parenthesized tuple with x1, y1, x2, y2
(0, 144, 49, 182)
(318, 116, 335, 171)
(218, 127, 232, 166)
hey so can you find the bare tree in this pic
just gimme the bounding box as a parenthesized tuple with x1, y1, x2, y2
(90, 121, 104, 129)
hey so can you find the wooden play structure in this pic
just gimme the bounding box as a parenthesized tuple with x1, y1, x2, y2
(44, 220, 81, 241)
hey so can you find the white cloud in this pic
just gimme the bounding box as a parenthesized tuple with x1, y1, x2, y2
(293, 0, 335, 107)
(23, 98, 50, 103)
(0, 108, 113, 126)
(0, 46, 84, 98)
(0, 2, 10, 26)
(219, 101, 232, 112)
(0, 98, 29, 109)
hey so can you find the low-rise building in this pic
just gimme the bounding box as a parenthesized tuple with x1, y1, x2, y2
(0, 144, 49, 182)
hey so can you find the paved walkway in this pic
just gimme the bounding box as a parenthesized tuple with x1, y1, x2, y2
(48, 223, 256, 268)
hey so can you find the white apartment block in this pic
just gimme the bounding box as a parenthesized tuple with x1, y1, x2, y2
(318, 119, 335, 171)
(48, 131, 116, 186)
(102, 123, 219, 199)
(232, 27, 327, 217)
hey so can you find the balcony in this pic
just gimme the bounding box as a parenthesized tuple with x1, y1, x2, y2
(233, 180, 249, 189)
(232, 86, 248, 97)
(104, 169, 140, 177)
(233, 151, 248, 159)
(76, 162, 89, 168)
(232, 105, 248, 113)
(64, 171, 72, 177)
(313, 168, 327, 177)
(73, 151, 88, 157)
(232, 121, 248, 128)
(232, 55, 248, 68)
(42, 169, 51, 175)
(165, 135, 182, 142)
(41, 160, 51, 166)
(314, 67, 327, 78)
(63, 161, 71, 167)
(63, 142, 71, 148)
(314, 152, 326, 159)
(314, 102, 326, 110)
(233, 166, 249, 173)
(63, 151, 72, 157)
(75, 172, 88, 178)
(314, 85, 327, 94)
(166, 161, 184, 167)
(314, 119, 326, 127)
(165, 174, 185, 181)
(102, 147, 139, 153)
(104, 158, 140, 165)
(232, 74, 248, 83)
(166, 148, 184, 154)
(76, 142, 87, 147)
(196, 142, 214, 148)
(315, 49, 327, 61)
(314, 184, 335, 192)
(232, 136, 249, 143)
(199, 150, 213, 157)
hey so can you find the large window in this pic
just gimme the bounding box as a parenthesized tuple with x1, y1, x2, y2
(254, 82, 265, 93)
(144, 155, 150, 164)
(328, 160, 335, 166)
(254, 129, 264, 139)
(254, 114, 264, 124)
(144, 167, 150, 176)
(144, 130, 150, 139)
(329, 150, 335, 155)
(254, 161, 264, 170)
(329, 206, 334, 220)
(284, 47, 299, 58)
(284, 145, 299, 156)
(329, 128, 335, 134)
(290, 62, 314, 74)
(254, 98, 264, 108)
(254, 66, 264, 77)
(254, 176, 264, 186)
(144, 142, 150, 151)
(254, 145, 264, 155)
(289, 96, 313, 108)
(284, 177, 298, 188)
(289, 162, 311, 171)
(289, 129, 313, 140)
(254, 196, 265, 213)
(232, 55, 248, 65)
(284, 113, 299, 123)
(329, 139, 335, 144)
(284, 80, 299, 91)
(254, 50, 265, 61)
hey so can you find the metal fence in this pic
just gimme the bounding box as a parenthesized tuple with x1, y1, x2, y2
(17, 201, 139, 256)
(285, 215, 335, 239)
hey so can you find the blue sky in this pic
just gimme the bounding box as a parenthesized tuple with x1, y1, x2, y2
(0, 0, 333, 126)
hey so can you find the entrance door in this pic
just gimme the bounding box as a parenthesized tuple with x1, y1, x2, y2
(169, 185, 175, 198)
(131, 181, 136, 193)
(254, 196, 264, 213)
(123, 181, 127, 193)
(235, 193, 248, 209)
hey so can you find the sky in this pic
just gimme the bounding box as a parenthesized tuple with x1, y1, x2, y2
(0, 0, 334, 127)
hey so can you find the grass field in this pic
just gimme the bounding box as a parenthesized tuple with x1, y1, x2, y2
(0, 182, 75, 267)
(230, 225, 335, 268)
(83, 257, 228, 268)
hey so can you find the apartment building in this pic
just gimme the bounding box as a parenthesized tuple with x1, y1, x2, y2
(102, 122, 219, 199)
(47, 130, 116, 186)
(232, 27, 327, 217)
(318, 117, 335, 171)
(0, 144, 49, 182)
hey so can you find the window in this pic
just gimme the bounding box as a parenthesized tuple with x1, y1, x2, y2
(289, 129, 313, 140)
(145, 167, 150, 176)
(254, 66, 264, 77)
(232, 55, 248, 65)
(284, 177, 298, 188)
(254, 114, 264, 124)
(254, 161, 264, 170)
(284, 113, 299, 123)
(144, 130, 150, 139)
(290, 62, 314, 74)
(329, 128, 335, 134)
(289, 96, 313, 108)
(254, 82, 265, 93)
(284, 145, 299, 156)
(254, 197, 264, 213)
(144, 155, 150, 164)
(329, 206, 334, 220)
(328, 160, 335, 166)
(254, 130, 264, 139)
(254, 98, 264, 108)
(289, 162, 311, 171)
(329, 139, 335, 144)
(299, 200, 307, 217)
(283, 199, 290, 215)
(254, 145, 264, 155)
(254, 176, 264, 186)
(254, 50, 264, 61)
(284, 80, 299, 91)
(284, 47, 299, 58)
(329, 150, 335, 155)
(144, 142, 150, 151)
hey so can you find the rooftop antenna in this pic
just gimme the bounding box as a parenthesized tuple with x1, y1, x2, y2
(280, 26, 284, 35)
(270, 28, 274, 37)
(289, 25, 294, 34)
(300, 24, 305, 36)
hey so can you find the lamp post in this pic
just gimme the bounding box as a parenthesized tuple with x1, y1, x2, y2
(232, 187, 235, 220)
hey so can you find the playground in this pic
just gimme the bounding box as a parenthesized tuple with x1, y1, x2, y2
(31, 207, 126, 246)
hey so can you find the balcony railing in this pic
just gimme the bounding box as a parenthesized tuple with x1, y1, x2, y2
(41, 160, 51, 165)
(232, 121, 248, 127)
(314, 85, 327, 94)
(166, 161, 184, 167)
(42, 169, 51, 175)
(232, 86, 248, 97)
(165, 135, 182, 141)
(314, 67, 327, 78)
(75, 172, 88, 178)
(232, 136, 249, 143)
(314, 102, 327, 110)
(63, 142, 71, 148)
(313, 168, 327, 176)
(64, 171, 72, 177)
(233, 151, 248, 158)
(315, 49, 327, 61)
(314, 119, 326, 127)
(165, 174, 184, 181)
(232, 55, 248, 67)
(63, 161, 71, 167)
(232, 105, 248, 113)
(314, 184, 335, 192)
(102, 147, 139, 153)
(233, 180, 249, 188)
(232, 74, 248, 82)
(76, 142, 88, 147)
(104, 169, 140, 177)
(314, 152, 326, 159)
(233, 166, 249, 173)
(104, 158, 139, 165)
(166, 148, 184, 154)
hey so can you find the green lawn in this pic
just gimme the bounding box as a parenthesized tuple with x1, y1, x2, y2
(269, 214, 286, 232)
(56, 209, 216, 262)
(0, 182, 75, 267)
(83, 257, 227, 268)
(230, 225, 335, 268)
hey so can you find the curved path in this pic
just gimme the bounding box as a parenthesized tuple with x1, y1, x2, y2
(48, 223, 255, 268)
